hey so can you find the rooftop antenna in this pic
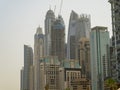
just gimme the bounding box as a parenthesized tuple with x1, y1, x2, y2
(59, 0, 63, 15)
(49, 0, 52, 10)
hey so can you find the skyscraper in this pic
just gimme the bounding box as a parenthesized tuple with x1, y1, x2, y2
(67, 11, 91, 60)
(21, 45, 33, 90)
(109, 0, 120, 81)
(51, 15, 65, 63)
(90, 26, 110, 90)
(44, 9, 55, 56)
(76, 14, 91, 41)
(34, 26, 44, 90)
(67, 10, 79, 60)
(75, 14, 91, 61)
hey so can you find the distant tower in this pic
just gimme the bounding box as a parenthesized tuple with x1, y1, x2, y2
(34, 26, 44, 90)
(109, 0, 120, 81)
(90, 26, 110, 90)
(76, 14, 91, 60)
(67, 10, 79, 60)
(21, 45, 33, 90)
(44, 9, 55, 56)
(51, 15, 65, 63)
(76, 14, 91, 41)
(67, 11, 91, 60)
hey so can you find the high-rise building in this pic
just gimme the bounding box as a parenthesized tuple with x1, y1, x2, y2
(76, 14, 91, 61)
(21, 45, 33, 90)
(67, 11, 91, 60)
(51, 15, 65, 63)
(76, 14, 91, 41)
(44, 9, 55, 56)
(109, 0, 120, 81)
(67, 10, 79, 59)
(77, 37, 91, 79)
(34, 27, 44, 90)
(90, 26, 110, 90)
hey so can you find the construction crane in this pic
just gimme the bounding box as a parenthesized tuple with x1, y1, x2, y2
(59, 0, 63, 15)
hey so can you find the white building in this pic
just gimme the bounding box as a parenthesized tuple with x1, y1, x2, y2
(34, 27, 44, 90)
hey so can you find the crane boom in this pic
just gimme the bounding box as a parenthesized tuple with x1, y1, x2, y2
(59, 0, 63, 15)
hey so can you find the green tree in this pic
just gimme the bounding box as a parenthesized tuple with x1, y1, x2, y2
(105, 78, 117, 90)
(45, 84, 49, 90)
(65, 87, 70, 90)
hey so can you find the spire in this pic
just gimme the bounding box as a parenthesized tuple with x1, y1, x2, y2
(36, 26, 43, 34)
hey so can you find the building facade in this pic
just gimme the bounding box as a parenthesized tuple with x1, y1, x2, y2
(44, 9, 55, 56)
(39, 56, 60, 90)
(71, 78, 91, 90)
(75, 14, 91, 61)
(109, 0, 120, 81)
(67, 11, 91, 60)
(77, 37, 91, 79)
(34, 27, 44, 90)
(90, 26, 110, 90)
(67, 10, 79, 60)
(20, 68, 24, 90)
(21, 45, 33, 90)
(51, 15, 65, 63)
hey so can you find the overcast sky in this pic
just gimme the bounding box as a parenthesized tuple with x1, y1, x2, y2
(0, 0, 111, 90)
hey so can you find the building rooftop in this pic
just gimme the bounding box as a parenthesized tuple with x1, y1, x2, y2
(92, 26, 108, 31)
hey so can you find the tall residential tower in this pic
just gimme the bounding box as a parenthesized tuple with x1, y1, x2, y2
(109, 0, 120, 81)
(90, 26, 110, 90)
(44, 9, 55, 56)
(67, 10, 78, 59)
(21, 45, 33, 90)
(34, 26, 44, 90)
(51, 15, 65, 63)
(67, 11, 91, 60)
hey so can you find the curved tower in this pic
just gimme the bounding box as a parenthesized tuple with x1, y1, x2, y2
(67, 10, 79, 59)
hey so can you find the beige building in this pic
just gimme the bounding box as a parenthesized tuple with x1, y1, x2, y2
(77, 37, 91, 79)
(65, 68, 81, 89)
(71, 78, 91, 90)
(39, 56, 60, 90)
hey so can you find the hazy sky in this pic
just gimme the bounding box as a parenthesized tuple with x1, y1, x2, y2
(0, 0, 111, 90)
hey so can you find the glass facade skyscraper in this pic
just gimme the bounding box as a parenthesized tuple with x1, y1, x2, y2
(90, 26, 110, 90)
